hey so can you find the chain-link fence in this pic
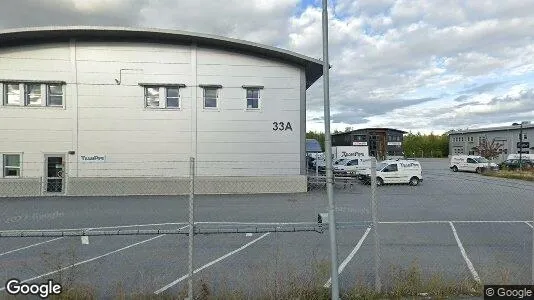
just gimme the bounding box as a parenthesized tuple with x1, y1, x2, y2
(0, 157, 533, 298)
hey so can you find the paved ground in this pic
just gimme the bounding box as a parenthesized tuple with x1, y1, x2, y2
(0, 158, 533, 298)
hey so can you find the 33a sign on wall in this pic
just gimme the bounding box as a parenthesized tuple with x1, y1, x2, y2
(273, 122, 293, 131)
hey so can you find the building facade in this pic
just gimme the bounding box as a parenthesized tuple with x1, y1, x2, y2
(0, 26, 323, 197)
(332, 128, 406, 160)
(448, 123, 534, 162)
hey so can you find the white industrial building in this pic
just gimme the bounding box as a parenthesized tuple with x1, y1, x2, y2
(448, 122, 534, 162)
(0, 26, 323, 196)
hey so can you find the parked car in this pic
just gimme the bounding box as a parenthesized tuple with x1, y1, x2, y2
(499, 159, 534, 170)
(333, 157, 372, 178)
(316, 157, 350, 174)
(360, 159, 423, 186)
(449, 155, 499, 173)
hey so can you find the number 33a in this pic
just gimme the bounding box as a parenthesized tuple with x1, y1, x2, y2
(273, 122, 293, 131)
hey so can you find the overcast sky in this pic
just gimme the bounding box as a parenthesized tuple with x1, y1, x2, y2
(1, 0, 534, 134)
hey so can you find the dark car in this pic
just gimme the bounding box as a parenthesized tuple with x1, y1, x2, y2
(499, 159, 534, 170)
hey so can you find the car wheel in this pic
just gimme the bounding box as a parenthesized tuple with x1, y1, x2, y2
(409, 177, 420, 186)
(376, 177, 384, 186)
(476, 167, 482, 174)
(452, 166, 458, 172)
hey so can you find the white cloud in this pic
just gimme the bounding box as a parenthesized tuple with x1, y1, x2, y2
(69, 0, 129, 12)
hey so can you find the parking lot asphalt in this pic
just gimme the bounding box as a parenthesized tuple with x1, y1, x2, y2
(1, 158, 533, 297)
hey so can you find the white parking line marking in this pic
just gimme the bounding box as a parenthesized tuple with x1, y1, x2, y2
(196, 221, 314, 225)
(324, 226, 371, 288)
(525, 222, 533, 229)
(0, 222, 188, 233)
(0, 226, 188, 293)
(380, 221, 447, 224)
(380, 220, 533, 224)
(154, 232, 270, 295)
(449, 222, 481, 284)
(450, 220, 532, 224)
(0, 237, 64, 257)
(0, 226, 100, 256)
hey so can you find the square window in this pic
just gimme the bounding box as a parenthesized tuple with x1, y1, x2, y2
(5, 84, 21, 105)
(166, 87, 180, 108)
(247, 98, 258, 109)
(3, 154, 21, 177)
(47, 84, 63, 106)
(26, 84, 42, 106)
(204, 88, 218, 108)
(145, 87, 160, 108)
(246, 88, 260, 109)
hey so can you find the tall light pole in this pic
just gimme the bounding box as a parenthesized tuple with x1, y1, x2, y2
(512, 122, 527, 170)
(322, 0, 340, 299)
(516, 122, 534, 284)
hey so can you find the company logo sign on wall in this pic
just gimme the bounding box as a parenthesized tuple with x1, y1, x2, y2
(80, 155, 106, 162)
(340, 151, 366, 157)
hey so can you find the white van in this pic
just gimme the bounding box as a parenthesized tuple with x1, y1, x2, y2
(333, 157, 372, 177)
(449, 155, 499, 173)
(316, 156, 362, 174)
(361, 159, 423, 186)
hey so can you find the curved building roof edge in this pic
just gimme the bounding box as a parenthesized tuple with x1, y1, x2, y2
(0, 26, 324, 88)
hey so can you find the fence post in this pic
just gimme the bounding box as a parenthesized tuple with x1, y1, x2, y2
(370, 157, 381, 292)
(188, 157, 195, 300)
(316, 156, 319, 177)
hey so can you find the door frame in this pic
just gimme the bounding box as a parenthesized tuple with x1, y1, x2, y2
(43, 153, 66, 194)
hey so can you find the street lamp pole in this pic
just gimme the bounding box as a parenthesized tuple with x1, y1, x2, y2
(321, 1, 340, 299)
(513, 122, 526, 170)
(520, 123, 524, 170)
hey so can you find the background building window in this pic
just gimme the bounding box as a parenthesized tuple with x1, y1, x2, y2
(246, 88, 260, 109)
(2, 82, 64, 107)
(4, 84, 20, 105)
(25, 83, 42, 106)
(144, 86, 182, 109)
(204, 87, 218, 108)
(47, 84, 63, 106)
(3, 154, 21, 177)
(145, 87, 160, 108)
(166, 87, 180, 108)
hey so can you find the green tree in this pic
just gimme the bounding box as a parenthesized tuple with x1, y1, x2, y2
(403, 132, 449, 158)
